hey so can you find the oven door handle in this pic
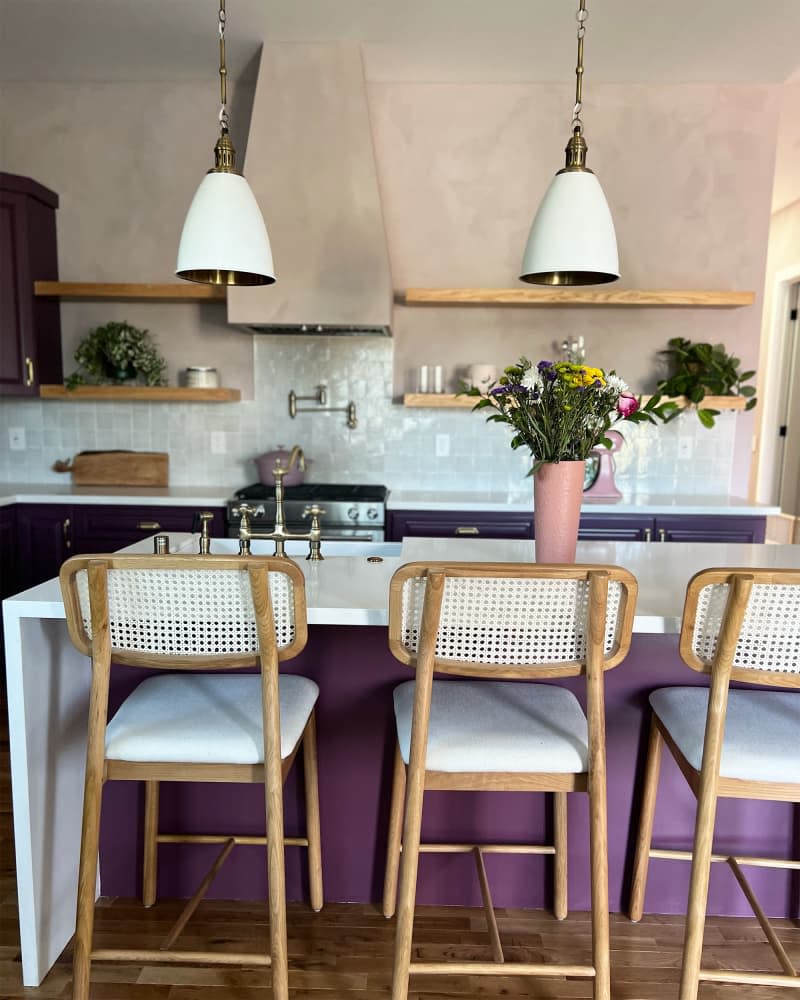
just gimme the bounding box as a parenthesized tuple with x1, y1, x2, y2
(321, 533, 379, 541)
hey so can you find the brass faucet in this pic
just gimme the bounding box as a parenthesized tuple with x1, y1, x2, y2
(236, 453, 325, 560)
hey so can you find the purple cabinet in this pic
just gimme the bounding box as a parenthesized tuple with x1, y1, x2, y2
(388, 509, 766, 544)
(72, 504, 225, 553)
(0, 173, 62, 396)
(15, 503, 73, 591)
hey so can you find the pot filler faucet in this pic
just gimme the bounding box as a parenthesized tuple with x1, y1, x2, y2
(234, 448, 326, 560)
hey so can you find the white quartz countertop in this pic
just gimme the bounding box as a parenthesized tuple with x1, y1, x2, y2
(0, 483, 234, 508)
(5, 535, 798, 634)
(386, 489, 780, 516)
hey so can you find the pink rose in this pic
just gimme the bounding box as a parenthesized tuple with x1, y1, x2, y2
(617, 392, 639, 417)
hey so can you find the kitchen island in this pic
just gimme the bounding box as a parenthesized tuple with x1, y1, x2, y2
(4, 536, 799, 985)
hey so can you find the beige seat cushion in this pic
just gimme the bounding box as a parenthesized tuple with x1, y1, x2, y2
(393, 679, 588, 773)
(105, 673, 318, 763)
(650, 687, 800, 783)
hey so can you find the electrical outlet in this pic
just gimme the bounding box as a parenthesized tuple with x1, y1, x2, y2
(678, 438, 693, 460)
(8, 427, 26, 451)
(435, 433, 450, 458)
(210, 431, 226, 455)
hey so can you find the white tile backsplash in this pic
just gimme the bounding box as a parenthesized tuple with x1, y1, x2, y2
(0, 337, 737, 495)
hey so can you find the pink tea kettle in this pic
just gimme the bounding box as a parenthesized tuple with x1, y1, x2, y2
(254, 445, 308, 486)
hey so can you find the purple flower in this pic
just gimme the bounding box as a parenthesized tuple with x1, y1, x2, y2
(537, 360, 554, 371)
(617, 392, 639, 417)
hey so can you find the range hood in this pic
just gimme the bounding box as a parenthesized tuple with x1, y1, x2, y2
(227, 43, 393, 336)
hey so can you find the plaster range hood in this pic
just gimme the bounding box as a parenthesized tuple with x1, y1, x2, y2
(227, 43, 393, 336)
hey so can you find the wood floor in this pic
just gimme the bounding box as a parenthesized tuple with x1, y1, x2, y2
(1, 691, 798, 999)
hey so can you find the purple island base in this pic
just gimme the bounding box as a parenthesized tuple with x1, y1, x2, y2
(99, 628, 799, 920)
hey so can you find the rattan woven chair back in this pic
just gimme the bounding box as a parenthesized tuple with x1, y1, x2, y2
(388, 561, 637, 679)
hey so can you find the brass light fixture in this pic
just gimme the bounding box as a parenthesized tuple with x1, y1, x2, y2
(176, 0, 274, 286)
(520, 0, 619, 286)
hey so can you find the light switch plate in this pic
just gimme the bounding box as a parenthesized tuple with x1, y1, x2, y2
(8, 427, 26, 451)
(435, 433, 450, 457)
(210, 431, 226, 454)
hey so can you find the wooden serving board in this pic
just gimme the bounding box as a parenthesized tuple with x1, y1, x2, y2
(57, 451, 169, 487)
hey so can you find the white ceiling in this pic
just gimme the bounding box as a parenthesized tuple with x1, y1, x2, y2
(1, 0, 799, 85)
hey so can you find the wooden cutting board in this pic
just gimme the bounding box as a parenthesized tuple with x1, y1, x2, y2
(53, 451, 169, 487)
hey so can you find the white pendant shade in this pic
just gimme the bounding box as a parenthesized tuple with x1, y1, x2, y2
(520, 170, 619, 286)
(176, 171, 275, 285)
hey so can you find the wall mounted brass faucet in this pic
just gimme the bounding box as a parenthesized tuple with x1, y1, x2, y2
(288, 386, 357, 429)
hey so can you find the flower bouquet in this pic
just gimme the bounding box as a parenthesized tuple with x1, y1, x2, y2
(463, 357, 671, 561)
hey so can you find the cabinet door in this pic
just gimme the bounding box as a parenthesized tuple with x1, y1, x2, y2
(579, 514, 655, 541)
(654, 514, 766, 544)
(0, 174, 62, 396)
(15, 504, 73, 590)
(387, 510, 534, 541)
(0, 505, 17, 599)
(72, 505, 226, 553)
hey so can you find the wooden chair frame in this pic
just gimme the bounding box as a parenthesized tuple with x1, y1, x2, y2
(383, 561, 637, 1000)
(60, 553, 324, 1000)
(629, 567, 800, 997)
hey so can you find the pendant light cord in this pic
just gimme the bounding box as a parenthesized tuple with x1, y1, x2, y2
(571, 1, 588, 134)
(218, 0, 229, 134)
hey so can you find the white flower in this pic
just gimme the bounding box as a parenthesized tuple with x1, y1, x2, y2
(521, 371, 544, 394)
(605, 374, 629, 394)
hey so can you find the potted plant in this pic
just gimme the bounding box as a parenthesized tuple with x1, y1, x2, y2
(654, 337, 757, 427)
(66, 321, 168, 389)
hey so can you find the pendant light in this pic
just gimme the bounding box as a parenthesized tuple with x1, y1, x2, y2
(176, 0, 274, 286)
(520, 0, 618, 286)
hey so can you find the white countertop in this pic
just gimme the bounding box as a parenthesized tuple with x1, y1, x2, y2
(386, 489, 780, 516)
(5, 535, 798, 633)
(0, 483, 234, 507)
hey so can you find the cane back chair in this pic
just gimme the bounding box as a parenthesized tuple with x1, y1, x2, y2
(59, 553, 323, 1000)
(383, 561, 638, 1000)
(629, 567, 800, 998)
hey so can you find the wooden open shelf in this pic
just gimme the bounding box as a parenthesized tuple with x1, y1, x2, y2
(403, 393, 749, 410)
(40, 385, 241, 402)
(34, 281, 227, 302)
(402, 288, 755, 308)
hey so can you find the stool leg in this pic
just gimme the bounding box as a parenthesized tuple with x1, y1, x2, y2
(391, 754, 425, 1000)
(553, 791, 568, 920)
(142, 780, 159, 907)
(629, 716, 663, 922)
(302, 710, 324, 912)
(383, 741, 407, 919)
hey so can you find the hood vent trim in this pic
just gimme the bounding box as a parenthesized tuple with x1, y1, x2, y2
(227, 43, 393, 336)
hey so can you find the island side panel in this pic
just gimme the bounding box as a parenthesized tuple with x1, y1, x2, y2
(95, 628, 798, 919)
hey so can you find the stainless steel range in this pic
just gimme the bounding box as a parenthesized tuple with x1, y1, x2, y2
(227, 483, 388, 542)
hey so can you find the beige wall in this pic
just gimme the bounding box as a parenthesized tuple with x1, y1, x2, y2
(0, 71, 784, 495)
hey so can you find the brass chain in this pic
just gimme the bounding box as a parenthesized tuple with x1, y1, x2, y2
(218, 0, 229, 132)
(571, 0, 588, 133)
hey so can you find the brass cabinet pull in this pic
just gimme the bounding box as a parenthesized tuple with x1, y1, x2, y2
(455, 526, 480, 536)
(62, 517, 72, 550)
(644, 527, 652, 542)
(658, 528, 667, 542)
(24, 357, 35, 386)
(137, 521, 161, 531)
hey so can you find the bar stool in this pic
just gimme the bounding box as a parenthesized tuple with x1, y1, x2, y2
(382, 561, 637, 1000)
(59, 553, 323, 1000)
(629, 567, 800, 998)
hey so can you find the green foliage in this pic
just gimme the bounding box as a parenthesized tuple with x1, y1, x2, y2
(656, 337, 757, 428)
(66, 321, 168, 389)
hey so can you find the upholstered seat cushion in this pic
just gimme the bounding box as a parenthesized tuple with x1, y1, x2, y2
(105, 673, 319, 763)
(393, 679, 588, 773)
(650, 687, 800, 783)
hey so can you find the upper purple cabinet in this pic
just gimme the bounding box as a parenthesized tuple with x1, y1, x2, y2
(0, 172, 63, 396)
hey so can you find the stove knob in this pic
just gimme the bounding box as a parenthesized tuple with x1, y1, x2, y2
(367, 507, 379, 520)
(347, 506, 360, 521)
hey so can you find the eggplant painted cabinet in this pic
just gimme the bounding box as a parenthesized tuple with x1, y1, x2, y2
(0, 173, 63, 395)
(9, 503, 226, 593)
(387, 509, 766, 543)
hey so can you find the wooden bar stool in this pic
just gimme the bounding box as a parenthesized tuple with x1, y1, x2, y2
(629, 567, 800, 997)
(383, 561, 637, 1000)
(59, 553, 323, 1000)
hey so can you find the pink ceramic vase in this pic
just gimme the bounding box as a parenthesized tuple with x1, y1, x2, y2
(533, 460, 585, 563)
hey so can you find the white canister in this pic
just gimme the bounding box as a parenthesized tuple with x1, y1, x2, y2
(467, 363, 497, 390)
(185, 367, 220, 388)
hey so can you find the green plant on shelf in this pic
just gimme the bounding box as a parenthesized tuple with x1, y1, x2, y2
(66, 321, 168, 389)
(656, 337, 757, 428)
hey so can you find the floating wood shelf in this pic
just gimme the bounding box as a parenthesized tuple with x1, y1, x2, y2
(402, 288, 755, 308)
(40, 385, 240, 402)
(34, 281, 227, 302)
(403, 393, 749, 410)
